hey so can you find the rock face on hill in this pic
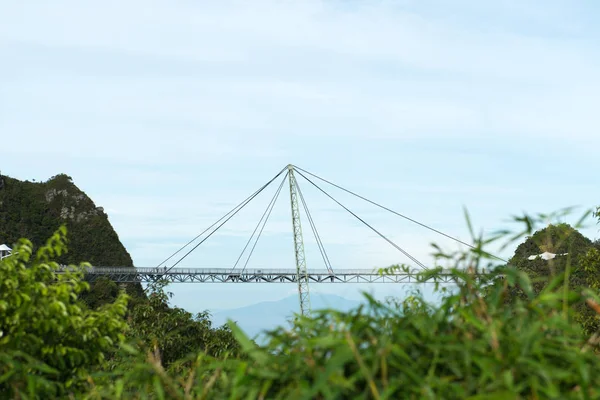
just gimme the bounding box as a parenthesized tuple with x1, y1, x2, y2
(0, 173, 133, 267)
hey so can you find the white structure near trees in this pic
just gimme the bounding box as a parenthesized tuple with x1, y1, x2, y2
(527, 251, 568, 261)
(0, 244, 12, 260)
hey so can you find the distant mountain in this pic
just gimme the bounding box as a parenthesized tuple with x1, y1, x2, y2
(211, 293, 363, 340)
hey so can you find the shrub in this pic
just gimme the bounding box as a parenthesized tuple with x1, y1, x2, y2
(88, 208, 600, 399)
(0, 226, 129, 398)
(3, 209, 600, 399)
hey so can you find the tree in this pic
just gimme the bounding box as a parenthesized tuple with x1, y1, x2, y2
(83, 276, 121, 309)
(576, 209, 600, 333)
(575, 247, 600, 333)
(504, 223, 593, 295)
(0, 173, 144, 305)
(88, 210, 600, 399)
(126, 280, 240, 369)
(0, 226, 129, 398)
(499, 220, 600, 336)
(94, 268, 600, 399)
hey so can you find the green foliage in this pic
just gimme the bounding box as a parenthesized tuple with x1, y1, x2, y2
(86, 207, 600, 399)
(88, 271, 600, 399)
(0, 172, 143, 304)
(499, 211, 600, 337)
(126, 281, 241, 368)
(0, 226, 129, 398)
(574, 247, 600, 334)
(511, 222, 591, 256)
(83, 277, 121, 309)
(0, 174, 134, 267)
(3, 207, 600, 399)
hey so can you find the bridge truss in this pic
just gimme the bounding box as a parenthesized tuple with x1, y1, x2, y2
(77, 267, 459, 284)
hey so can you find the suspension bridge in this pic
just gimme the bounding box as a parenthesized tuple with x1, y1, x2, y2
(80, 267, 459, 284)
(56, 164, 501, 315)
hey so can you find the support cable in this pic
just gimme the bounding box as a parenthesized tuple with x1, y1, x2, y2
(230, 172, 288, 274)
(145, 166, 288, 291)
(239, 173, 287, 274)
(294, 170, 429, 271)
(295, 177, 334, 274)
(154, 165, 288, 270)
(293, 165, 507, 263)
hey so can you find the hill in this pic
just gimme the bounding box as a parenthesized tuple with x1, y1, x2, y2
(509, 223, 593, 264)
(508, 223, 594, 281)
(0, 172, 142, 303)
(0, 173, 133, 267)
(505, 223, 600, 334)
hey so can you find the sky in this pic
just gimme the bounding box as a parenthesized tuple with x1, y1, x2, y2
(1, 0, 599, 313)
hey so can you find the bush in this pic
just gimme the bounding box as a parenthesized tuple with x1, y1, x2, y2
(3, 209, 600, 399)
(87, 208, 600, 399)
(0, 226, 129, 398)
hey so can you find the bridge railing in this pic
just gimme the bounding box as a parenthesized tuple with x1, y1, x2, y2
(58, 266, 458, 276)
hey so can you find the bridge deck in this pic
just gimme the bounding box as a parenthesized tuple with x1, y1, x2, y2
(65, 267, 463, 284)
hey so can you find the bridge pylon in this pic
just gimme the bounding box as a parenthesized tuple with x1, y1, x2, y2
(287, 164, 311, 316)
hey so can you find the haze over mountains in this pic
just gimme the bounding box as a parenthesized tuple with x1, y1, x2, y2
(210, 293, 362, 339)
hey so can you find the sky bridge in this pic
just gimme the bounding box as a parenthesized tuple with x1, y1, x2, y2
(69, 266, 462, 284)
(49, 164, 504, 315)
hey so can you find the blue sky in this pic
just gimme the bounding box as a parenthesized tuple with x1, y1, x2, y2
(1, 0, 599, 312)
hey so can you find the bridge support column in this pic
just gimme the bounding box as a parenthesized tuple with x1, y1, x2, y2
(287, 164, 311, 316)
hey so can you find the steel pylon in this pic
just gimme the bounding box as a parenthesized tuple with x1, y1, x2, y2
(287, 164, 311, 316)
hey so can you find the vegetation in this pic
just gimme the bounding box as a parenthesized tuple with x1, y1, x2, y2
(0, 227, 241, 398)
(0, 173, 133, 267)
(0, 172, 142, 303)
(501, 217, 600, 335)
(0, 227, 129, 397)
(1, 206, 600, 398)
(125, 280, 241, 369)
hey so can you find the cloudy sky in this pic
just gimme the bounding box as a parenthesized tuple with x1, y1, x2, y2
(1, 0, 599, 312)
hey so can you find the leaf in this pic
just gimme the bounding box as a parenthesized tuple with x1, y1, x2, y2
(466, 391, 517, 400)
(114, 380, 125, 399)
(575, 208, 593, 229)
(227, 320, 269, 365)
(464, 207, 475, 241)
(153, 376, 166, 400)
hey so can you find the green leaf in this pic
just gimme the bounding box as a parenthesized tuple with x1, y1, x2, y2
(227, 320, 269, 365)
(466, 391, 517, 400)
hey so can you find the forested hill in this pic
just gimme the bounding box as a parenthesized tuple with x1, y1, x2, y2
(0, 173, 133, 267)
(509, 223, 593, 264)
